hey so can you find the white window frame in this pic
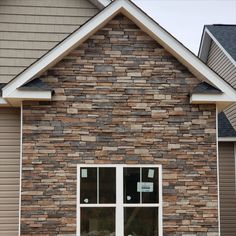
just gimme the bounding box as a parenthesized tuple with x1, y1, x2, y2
(76, 164, 163, 236)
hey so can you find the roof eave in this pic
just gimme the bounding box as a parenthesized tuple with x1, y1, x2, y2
(89, 0, 111, 9)
(2, 0, 236, 104)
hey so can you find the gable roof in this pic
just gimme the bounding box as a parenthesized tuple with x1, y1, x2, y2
(2, 0, 236, 106)
(199, 24, 236, 66)
(206, 25, 236, 62)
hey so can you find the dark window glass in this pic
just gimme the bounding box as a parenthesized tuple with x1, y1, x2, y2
(124, 207, 158, 236)
(142, 168, 159, 203)
(80, 168, 97, 204)
(124, 168, 140, 203)
(99, 167, 116, 203)
(81, 207, 115, 236)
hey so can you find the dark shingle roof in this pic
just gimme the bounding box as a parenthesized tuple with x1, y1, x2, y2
(218, 112, 236, 137)
(0, 83, 6, 96)
(206, 25, 236, 61)
(20, 78, 51, 91)
(192, 82, 222, 94)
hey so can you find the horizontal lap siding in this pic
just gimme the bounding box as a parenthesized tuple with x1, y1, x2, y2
(0, 0, 98, 83)
(0, 108, 20, 236)
(219, 142, 236, 236)
(207, 41, 236, 89)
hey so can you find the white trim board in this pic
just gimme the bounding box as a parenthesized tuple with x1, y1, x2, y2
(89, 0, 111, 9)
(218, 137, 236, 142)
(216, 106, 221, 236)
(76, 164, 163, 236)
(2, 0, 236, 104)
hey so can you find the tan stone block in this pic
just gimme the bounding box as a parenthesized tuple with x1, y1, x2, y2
(81, 135, 96, 142)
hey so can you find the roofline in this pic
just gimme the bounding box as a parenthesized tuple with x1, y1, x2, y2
(2, 0, 236, 105)
(89, 0, 111, 9)
(199, 26, 236, 66)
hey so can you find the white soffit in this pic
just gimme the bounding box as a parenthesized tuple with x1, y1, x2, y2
(2, 0, 236, 102)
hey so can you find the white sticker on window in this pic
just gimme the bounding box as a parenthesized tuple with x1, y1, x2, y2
(137, 182, 153, 192)
(148, 169, 155, 178)
(81, 169, 88, 178)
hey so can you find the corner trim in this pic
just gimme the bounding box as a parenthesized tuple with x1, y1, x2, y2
(216, 106, 221, 236)
(218, 137, 236, 142)
(18, 102, 23, 236)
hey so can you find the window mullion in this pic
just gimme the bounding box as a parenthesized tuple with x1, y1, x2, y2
(76, 166, 80, 236)
(140, 167, 142, 204)
(116, 166, 124, 235)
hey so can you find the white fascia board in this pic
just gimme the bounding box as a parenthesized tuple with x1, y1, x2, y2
(190, 93, 235, 103)
(3, 0, 236, 103)
(0, 97, 8, 105)
(218, 137, 236, 142)
(89, 0, 111, 9)
(205, 28, 236, 67)
(5, 90, 52, 100)
(198, 29, 212, 63)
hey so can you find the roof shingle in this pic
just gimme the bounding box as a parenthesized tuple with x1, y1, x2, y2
(206, 24, 236, 62)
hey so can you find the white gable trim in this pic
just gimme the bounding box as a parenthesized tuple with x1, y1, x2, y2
(199, 28, 236, 67)
(218, 137, 236, 142)
(2, 0, 236, 103)
(89, 0, 111, 9)
(190, 93, 235, 103)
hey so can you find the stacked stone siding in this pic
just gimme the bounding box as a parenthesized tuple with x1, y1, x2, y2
(21, 14, 218, 235)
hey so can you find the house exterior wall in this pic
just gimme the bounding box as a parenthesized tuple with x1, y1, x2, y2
(21, 15, 218, 235)
(218, 142, 236, 236)
(206, 37, 236, 236)
(0, 108, 20, 236)
(0, 0, 98, 83)
(207, 39, 236, 130)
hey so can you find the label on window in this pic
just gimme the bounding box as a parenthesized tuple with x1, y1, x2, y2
(148, 169, 155, 178)
(137, 182, 153, 192)
(81, 169, 88, 178)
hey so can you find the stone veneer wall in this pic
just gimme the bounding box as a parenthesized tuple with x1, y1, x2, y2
(21, 14, 218, 236)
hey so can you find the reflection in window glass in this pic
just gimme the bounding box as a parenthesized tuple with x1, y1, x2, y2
(124, 168, 140, 203)
(80, 168, 97, 204)
(81, 207, 115, 236)
(99, 168, 116, 203)
(142, 168, 159, 203)
(124, 207, 158, 236)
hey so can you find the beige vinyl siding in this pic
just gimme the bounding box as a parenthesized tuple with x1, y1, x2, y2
(0, 108, 20, 236)
(207, 40, 236, 131)
(0, 0, 99, 83)
(207, 40, 236, 89)
(219, 142, 236, 236)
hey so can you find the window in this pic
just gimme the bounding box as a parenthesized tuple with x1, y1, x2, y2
(77, 165, 162, 236)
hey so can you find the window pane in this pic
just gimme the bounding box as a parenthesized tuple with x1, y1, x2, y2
(142, 168, 159, 203)
(80, 168, 97, 204)
(124, 168, 140, 203)
(99, 167, 116, 203)
(81, 207, 115, 236)
(124, 207, 158, 236)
